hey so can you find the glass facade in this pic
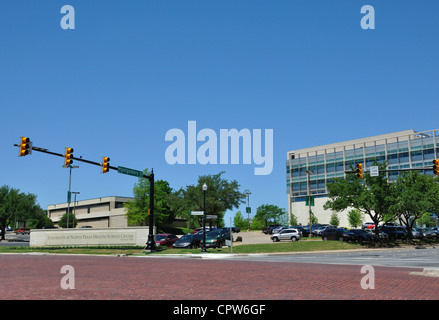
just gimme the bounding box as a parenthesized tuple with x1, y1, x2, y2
(287, 129, 439, 199)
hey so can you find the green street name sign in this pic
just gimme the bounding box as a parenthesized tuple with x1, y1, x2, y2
(117, 166, 143, 178)
(305, 196, 315, 207)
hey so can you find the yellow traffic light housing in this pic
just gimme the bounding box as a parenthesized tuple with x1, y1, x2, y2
(102, 157, 110, 173)
(65, 147, 74, 166)
(19, 137, 32, 157)
(356, 163, 364, 178)
(433, 159, 439, 176)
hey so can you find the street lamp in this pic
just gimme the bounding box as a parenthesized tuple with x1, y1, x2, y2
(63, 164, 79, 229)
(201, 183, 208, 253)
(304, 170, 313, 238)
(246, 192, 251, 231)
(71, 192, 80, 228)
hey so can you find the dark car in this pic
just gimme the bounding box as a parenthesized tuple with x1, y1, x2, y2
(155, 234, 179, 248)
(380, 225, 408, 240)
(429, 227, 439, 239)
(291, 226, 309, 237)
(262, 225, 282, 234)
(321, 228, 357, 242)
(349, 229, 376, 242)
(173, 234, 202, 249)
(204, 228, 232, 248)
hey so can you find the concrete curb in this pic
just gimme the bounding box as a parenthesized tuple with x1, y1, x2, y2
(410, 268, 439, 277)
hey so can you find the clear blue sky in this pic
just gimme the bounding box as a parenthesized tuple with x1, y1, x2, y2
(1, 1, 438, 226)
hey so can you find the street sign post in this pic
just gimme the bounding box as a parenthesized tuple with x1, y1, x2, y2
(370, 166, 379, 177)
(191, 211, 204, 215)
(117, 166, 143, 178)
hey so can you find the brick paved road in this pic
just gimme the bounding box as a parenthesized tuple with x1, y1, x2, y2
(0, 254, 437, 300)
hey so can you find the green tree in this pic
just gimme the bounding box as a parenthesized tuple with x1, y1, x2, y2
(28, 209, 53, 229)
(124, 169, 175, 226)
(170, 172, 246, 228)
(329, 212, 340, 227)
(0, 186, 43, 239)
(389, 171, 439, 239)
(250, 217, 265, 230)
(254, 204, 287, 226)
(348, 209, 363, 228)
(233, 211, 247, 230)
(58, 212, 78, 228)
(418, 212, 437, 227)
(125, 169, 175, 228)
(289, 213, 298, 226)
(324, 161, 398, 238)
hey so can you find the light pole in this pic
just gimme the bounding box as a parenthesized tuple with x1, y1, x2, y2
(72, 191, 80, 228)
(305, 170, 313, 238)
(246, 192, 251, 231)
(201, 183, 208, 253)
(63, 165, 79, 229)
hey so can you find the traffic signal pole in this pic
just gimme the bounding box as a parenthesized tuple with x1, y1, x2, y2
(345, 166, 436, 174)
(14, 141, 157, 252)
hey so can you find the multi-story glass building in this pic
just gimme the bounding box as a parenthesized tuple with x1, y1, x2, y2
(286, 129, 439, 225)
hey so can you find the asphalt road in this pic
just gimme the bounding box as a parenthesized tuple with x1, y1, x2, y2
(224, 247, 439, 269)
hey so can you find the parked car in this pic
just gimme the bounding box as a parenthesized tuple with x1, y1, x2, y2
(411, 228, 433, 239)
(14, 227, 30, 235)
(349, 229, 376, 242)
(321, 228, 357, 242)
(291, 226, 308, 237)
(313, 225, 333, 236)
(362, 222, 376, 230)
(428, 227, 439, 238)
(270, 228, 301, 242)
(192, 227, 216, 234)
(155, 234, 179, 248)
(380, 225, 408, 240)
(204, 228, 232, 248)
(223, 227, 240, 233)
(173, 234, 202, 249)
(262, 225, 282, 234)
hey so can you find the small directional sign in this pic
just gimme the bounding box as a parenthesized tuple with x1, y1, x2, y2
(370, 166, 379, 177)
(191, 211, 204, 215)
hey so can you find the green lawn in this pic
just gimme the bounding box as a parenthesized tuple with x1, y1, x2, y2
(0, 240, 364, 256)
(0, 237, 428, 256)
(157, 240, 363, 255)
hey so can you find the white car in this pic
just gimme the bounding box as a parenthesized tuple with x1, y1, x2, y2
(270, 228, 301, 242)
(362, 222, 375, 229)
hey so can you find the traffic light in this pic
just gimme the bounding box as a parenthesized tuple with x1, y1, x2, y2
(356, 163, 364, 178)
(102, 156, 110, 173)
(433, 159, 439, 176)
(64, 147, 74, 166)
(18, 137, 32, 157)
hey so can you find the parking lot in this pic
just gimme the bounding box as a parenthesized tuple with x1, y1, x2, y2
(0, 231, 30, 246)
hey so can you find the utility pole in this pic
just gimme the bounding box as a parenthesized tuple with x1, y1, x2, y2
(305, 170, 313, 238)
(246, 192, 251, 231)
